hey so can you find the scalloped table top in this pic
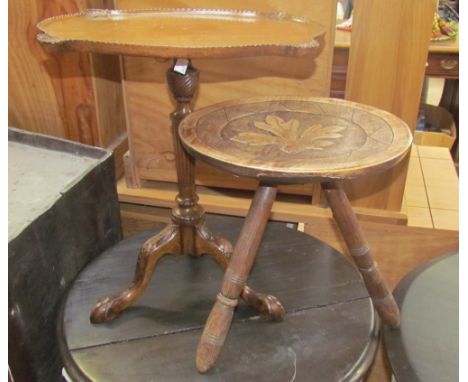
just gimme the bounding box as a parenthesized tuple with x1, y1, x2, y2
(37, 9, 326, 58)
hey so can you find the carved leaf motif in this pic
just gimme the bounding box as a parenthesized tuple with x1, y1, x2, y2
(254, 115, 287, 137)
(302, 125, 345, 141)
(231, 132, 278, 146)
(231, 115, 346, 153)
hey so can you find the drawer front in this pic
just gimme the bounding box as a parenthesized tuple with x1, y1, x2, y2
(426, 53, 458, 78)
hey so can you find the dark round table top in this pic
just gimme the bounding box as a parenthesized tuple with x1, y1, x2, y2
(179, 97, 412, 182)
(59, 215, 379, 381)
(384, 253, 458, 382)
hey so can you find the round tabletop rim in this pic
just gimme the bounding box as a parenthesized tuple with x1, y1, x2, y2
(57, 221, 381, 382)
(383, 252, 459, 382)
(179, 96, 413, 181)
(36, 8, 327, 59)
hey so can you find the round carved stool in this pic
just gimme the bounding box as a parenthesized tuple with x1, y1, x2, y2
(179, 96, 413, 371)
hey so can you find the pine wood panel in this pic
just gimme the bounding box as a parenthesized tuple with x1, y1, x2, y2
(8, 0, 85, 139)
(117, 179, 408, 225)
(343, 0, 436, 210)
(9, 0, 126, 149)
(118, 0, 337, 195)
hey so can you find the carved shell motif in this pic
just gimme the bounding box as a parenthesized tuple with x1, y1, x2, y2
(231, 115, 346, 153)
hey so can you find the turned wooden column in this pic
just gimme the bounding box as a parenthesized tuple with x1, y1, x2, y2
(322, 181, 400, 328)
(196, 184, 280, 373)
(166, 60, 204, 256)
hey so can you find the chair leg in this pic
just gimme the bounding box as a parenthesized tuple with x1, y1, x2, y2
(321, 181, 400, 328)
(196, 185, 279, 373)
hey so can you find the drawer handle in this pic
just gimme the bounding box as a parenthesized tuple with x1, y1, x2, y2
(440, 59, 458, 70)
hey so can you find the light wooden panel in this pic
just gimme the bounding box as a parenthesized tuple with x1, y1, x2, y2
(8, 0, 85, 139)
(343, 0, 436, 210)
(118, 0, 337, 195)
(8, 0, 126, 148)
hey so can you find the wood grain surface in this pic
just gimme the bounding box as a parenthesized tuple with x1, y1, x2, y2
(118, 0, 337, 194)
(9, 0, 126, 176)
(304, 215, 459, 382)
(343, 0, 436, 211)
(59, 215, 378, 381)
(38, 9, 325, 58)
(179, 97, 412, 182)
(116, 207, 458, 381)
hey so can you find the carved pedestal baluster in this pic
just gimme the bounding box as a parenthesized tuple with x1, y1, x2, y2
(90, 60, 285, 325)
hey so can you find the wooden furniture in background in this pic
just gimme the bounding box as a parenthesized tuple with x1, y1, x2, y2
(37, 8, 326, 373)
(342, 0, 436, 212)
(115, 0, 436, 224)
(8, 0, 127, 177)
(10, 0, 439, 221)
(117, 0, 337, 199)
(58, 216, 380, 382)
(179, 96, 412, 370)
(332, 30, 459, 99)
(333, 28, 460, 160)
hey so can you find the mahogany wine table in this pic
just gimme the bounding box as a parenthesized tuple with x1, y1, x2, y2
(383, 254, 458, 382)
(59, 215, 378, 382)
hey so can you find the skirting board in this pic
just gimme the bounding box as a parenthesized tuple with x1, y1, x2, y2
(117, 178, 408, 226)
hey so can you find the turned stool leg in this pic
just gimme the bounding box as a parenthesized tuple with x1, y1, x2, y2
(322, 182, 400, 328)
(196, 224, 285, 321)
(196, 185, 279, 373)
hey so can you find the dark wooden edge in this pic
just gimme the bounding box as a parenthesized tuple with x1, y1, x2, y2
(37, 36, 325, 59)
(57, 297, 380, 382)
(382, 253, 459, 382)
(8, 127, 110, 161)
(342, 309, 381, 382)
(178, 96, 413, 182)
(55, 223, 381, 381)
(57, 289, 93, 382)
(36, 8, 325, 59)
(180, 137, 412, 183)
(8, 302, 36, 382)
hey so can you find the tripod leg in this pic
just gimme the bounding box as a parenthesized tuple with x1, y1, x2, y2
(196, 185, 278, 373)
(90, 225, 180, 323)
(322, 182, 400, 328)
(196, 223, 285, 321)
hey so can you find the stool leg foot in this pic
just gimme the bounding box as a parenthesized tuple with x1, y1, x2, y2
(197, 185, 278, 373)
(196, 223, 285, 321)
(322, 182, 400, 328)
(90, 225, 180, 324)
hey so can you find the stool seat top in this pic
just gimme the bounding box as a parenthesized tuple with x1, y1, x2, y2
(179, 97, 413, 182)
